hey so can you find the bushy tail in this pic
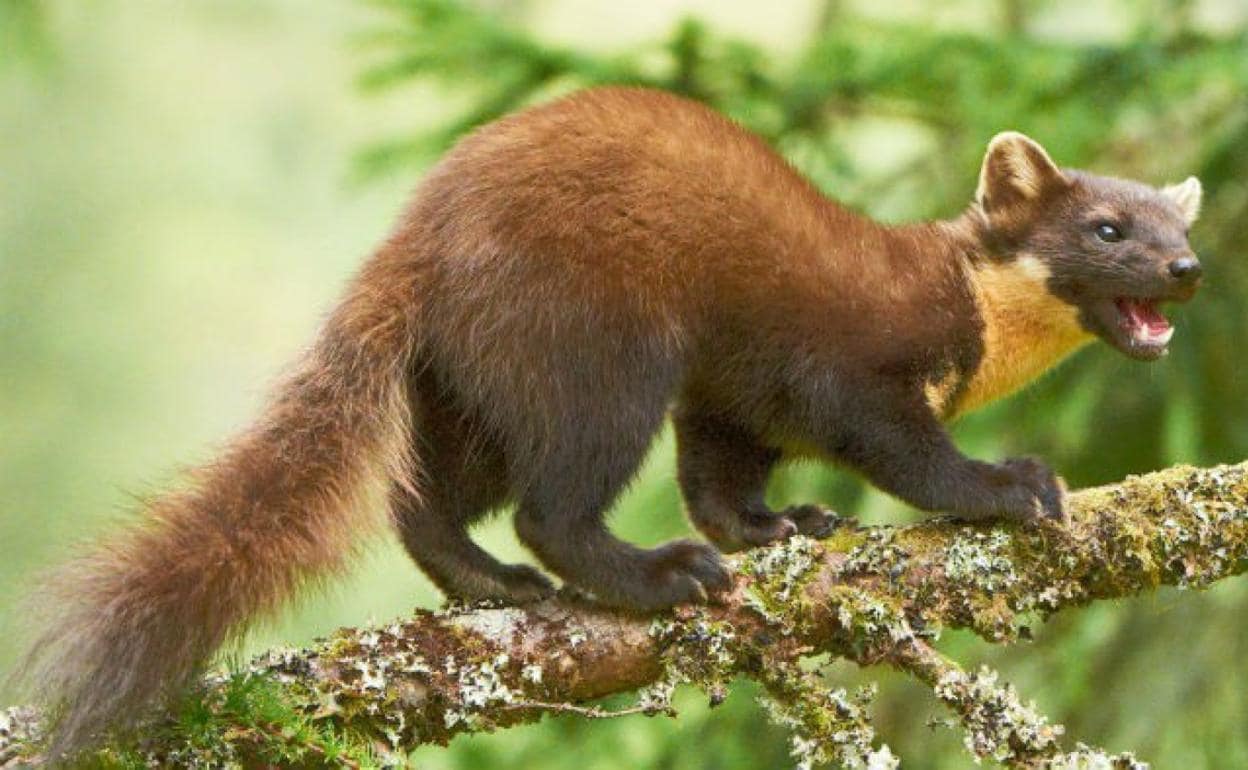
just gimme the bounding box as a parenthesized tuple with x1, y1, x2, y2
(18, 260, 422, 760)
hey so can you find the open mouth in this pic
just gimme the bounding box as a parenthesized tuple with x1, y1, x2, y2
(1104, 297, 1173, 359)
(1116, 298, 1174, 347)
(1078, 268, 1199, 362)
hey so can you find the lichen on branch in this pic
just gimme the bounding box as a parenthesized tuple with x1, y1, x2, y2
(3, 462, 1246, 769)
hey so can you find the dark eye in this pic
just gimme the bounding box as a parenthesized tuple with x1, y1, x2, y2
(1095, 223, 1123, 243)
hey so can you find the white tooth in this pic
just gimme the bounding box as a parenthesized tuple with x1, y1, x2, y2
(1134, 326, 1174, 346)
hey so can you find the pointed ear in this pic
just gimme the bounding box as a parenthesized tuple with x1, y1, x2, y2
(976, 131, 1068, 212)
(1161, 176, 1202, 225)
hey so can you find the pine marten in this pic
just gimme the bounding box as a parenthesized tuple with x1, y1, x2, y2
(18, 87, 1203, 758)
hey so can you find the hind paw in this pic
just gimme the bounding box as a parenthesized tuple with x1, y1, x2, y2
(497, 564, 557, 603)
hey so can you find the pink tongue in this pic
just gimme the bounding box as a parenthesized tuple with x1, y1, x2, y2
(1118, 299, 1170, 333)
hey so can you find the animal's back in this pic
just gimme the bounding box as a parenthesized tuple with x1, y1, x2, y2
(405, 89, 891, 417)
(415, 87, 851, 307)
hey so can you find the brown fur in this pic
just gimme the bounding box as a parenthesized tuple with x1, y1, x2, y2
(20, 247, 425, 759)
(19, 87, 1202, 759)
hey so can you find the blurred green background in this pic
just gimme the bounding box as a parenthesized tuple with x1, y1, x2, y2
(3, 0, 1247, 766)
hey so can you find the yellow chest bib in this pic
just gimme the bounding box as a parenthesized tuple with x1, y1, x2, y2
(930, 256, 1093, 419)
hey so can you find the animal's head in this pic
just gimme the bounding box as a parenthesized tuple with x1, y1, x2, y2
(973, 131, 1203, 361)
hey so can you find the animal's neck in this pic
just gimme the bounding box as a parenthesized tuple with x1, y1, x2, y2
(948, 250, 1093, 418)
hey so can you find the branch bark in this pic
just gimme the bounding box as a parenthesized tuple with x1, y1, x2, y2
(4, 461, 1246, 768)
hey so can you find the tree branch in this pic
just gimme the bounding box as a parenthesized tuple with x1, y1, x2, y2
(4, 461, 1245, 768)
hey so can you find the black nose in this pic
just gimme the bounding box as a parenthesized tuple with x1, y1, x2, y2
(1168, 257, 1202, 281)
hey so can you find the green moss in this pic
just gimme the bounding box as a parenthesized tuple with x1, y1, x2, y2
(0, 706, 42, 767)
(932, 664, 1063, 764)
(757, 664, 896, 770)
(840, 528, 910, 581)
(13, 463, 1246, 768)
(1046, 745, 1148, 770)
(637, 611, 740, 716)
(740, 535, 825, 634)
(55, 670, 384, 769)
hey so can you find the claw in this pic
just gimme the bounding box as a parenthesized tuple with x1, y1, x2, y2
(781, 504, 841, 539)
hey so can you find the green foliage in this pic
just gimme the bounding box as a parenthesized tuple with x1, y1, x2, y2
(0, 0, 53, 70)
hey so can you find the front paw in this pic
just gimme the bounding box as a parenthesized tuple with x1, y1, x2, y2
(778, 504, 842, 539)
(648, 540, 733, 606)
(1000, 456, 1067, 524)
